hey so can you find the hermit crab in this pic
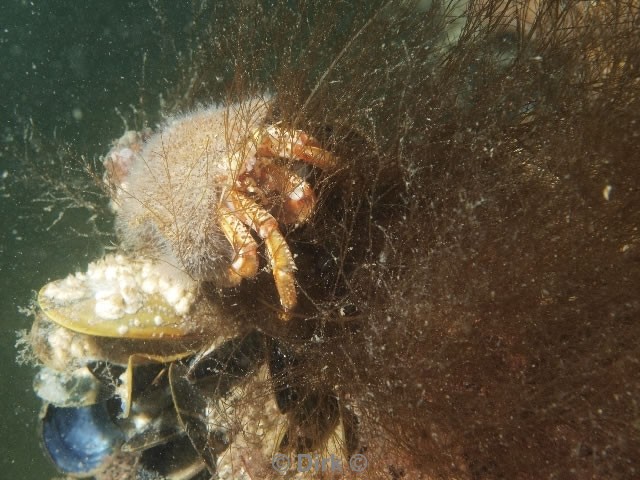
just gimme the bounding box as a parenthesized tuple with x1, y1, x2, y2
(105, 98, 337, 314)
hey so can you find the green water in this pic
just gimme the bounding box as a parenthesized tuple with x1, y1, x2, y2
(3, 1, 639, 478)
(0, 2, 187, 478)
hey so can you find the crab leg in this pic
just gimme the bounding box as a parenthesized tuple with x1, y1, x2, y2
(219, 206, 259, 285)
(227, 191, 297, 312)
(247, 162, 317, 225)
(257, 126, 338, 171)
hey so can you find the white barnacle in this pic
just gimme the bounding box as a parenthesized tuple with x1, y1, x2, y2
(94, 287, 118, 301)
(163, 284, 186, 306)
(140, 277, 158, 295)
(103, 264, 120, 281)
(39, 254, 199, 338)
(95, 293, 125, 320)
(173, 294, 194, 316)
(42, 280, 86, 303)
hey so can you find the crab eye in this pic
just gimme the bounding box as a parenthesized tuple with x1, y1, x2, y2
(37, 254, 199, 339)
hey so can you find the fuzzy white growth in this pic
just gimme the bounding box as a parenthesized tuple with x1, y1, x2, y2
(114, 101, 270, 283)
(41, 275, 86, 303)
(95, 294, 126, 320)
(29, 313, 111, 371)
(140, 277, 158, 295)
(33, 366, 102, 406)
(173, 295, 194, 316)
(48, 323, 93, 366)
(163, 284, 187, 306)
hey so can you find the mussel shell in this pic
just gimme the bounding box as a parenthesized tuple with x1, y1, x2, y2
(37, 254, 199, 339)
(139, 435, 208, 480)
(168, 331, 272, 476)
(41, 401, 207, 479)
(169, 362, 227, 473)
(34, 366, 115, 407)
(30, 311, 205, 369)
(41, 402, 124, 477)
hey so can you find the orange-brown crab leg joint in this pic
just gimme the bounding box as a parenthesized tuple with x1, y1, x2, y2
(219, 206, 259, 285)
(227, 191, 297, 313)
(258, 126, 339, 171)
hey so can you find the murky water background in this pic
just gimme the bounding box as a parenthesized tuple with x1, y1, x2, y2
(1, 2, 188, 477)
(2, 1, 640, 478)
